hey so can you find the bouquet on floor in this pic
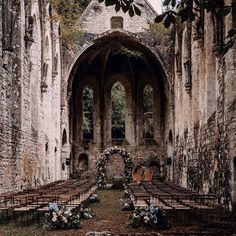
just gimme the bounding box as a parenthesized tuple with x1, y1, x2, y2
(43, 202, 80, 230)
(121, 189, 134, 211)
(79, 205, 94, 219)
(129, 206, 170, 229)
(89, 193, 100, 203)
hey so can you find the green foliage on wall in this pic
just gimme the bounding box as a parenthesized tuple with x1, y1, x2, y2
(48, 0, 90, 45)
(111, 82, 126, 139)
(82, 86, 94, 139)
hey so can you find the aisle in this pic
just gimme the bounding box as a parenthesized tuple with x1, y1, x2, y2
(80, 189, 132, 235)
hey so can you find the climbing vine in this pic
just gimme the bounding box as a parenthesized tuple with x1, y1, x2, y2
(48, 0, 91, 45)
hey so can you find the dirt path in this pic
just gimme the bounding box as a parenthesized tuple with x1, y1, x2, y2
(79, 189, 133, 234)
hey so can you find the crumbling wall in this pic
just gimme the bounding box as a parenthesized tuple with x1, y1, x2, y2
(0, 1, 62, 193)
(173, 8, 236, 209)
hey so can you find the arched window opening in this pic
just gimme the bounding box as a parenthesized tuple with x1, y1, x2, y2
(49, 4, 52, 19)
(169, 130, 173, 144)
(53, 53, 58, 75)
(143, 84, 154, 139)
(78, 153, 89, 172)
(111, 82, 126, 140)
(82, 86, 94, 140)
(25, 15, 34, 42)
(45, 36, 49, 49)
(111, 16, 123, 29)
(62, 129, 67, 146)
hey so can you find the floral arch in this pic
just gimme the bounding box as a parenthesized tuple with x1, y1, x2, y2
(96, 146, 134, 189)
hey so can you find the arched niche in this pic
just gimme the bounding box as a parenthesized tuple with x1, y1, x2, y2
(78, 153, 89, 173)
(167, 129, 174, 181)
(62, 129, 67, 146)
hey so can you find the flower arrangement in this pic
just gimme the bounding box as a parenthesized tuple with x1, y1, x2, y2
(129, 206, 170, 229)
(96, 146, 134, 189)
(43, 202, 94, 230)
(79, 206, 93, 219)
(121, 189, 134, 211)
(89, 193, 100, 203)
(43, 203, 80, 230)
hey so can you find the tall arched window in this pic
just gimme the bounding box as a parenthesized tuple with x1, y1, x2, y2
(78, 153, 89, 172)
(62, 129, 67, 146)
(111, 82, 126, 139)
(143, 84, 154, 139)
(82, 86, 94, 140)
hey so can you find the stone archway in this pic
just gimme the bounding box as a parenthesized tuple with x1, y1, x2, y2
(96, 147, 134, 189)
(66, 31, 171, 180)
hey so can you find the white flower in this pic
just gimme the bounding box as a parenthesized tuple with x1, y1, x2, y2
(62, 216, 68, 223)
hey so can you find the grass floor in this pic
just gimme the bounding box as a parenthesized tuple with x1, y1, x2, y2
(0, 190, 235, 235)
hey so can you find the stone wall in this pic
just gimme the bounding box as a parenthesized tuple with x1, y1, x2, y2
(80, 0, 157, 34)
(0, 1, 62, 193)
(61, 0, 174, 181)
(1, 0, 235, 211)
(173, 6, 236, 209)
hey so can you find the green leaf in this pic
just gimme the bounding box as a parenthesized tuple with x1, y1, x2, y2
(163, 0, 172, 7)
(154, 13, 167, 23)
(134, 5, 141, 16)
(169, 13, 176, 24)
(115, 3, 120, 12)
(171, 0, 176, 8)
(105, 0, 117, 7)
(164, 15, 171, 28)
(129, 5, 134, 17)
(121, 1, 129, 13)
(179, 8, 189, 22)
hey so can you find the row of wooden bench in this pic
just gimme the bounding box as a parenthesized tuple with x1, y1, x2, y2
(129, 180, 216, 211)
(0, 178, 97, 220)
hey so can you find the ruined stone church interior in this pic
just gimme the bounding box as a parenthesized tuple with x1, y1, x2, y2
(0, 0, 236, 234)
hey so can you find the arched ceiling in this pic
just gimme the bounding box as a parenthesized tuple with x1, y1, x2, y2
(69, 31, 169, 100)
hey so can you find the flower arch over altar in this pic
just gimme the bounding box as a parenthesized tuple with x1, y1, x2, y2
(96, 147, 134, 189)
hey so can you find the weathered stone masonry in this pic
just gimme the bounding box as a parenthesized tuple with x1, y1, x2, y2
(0, 0, 62, 192)
(174, 2, 236, 209)
(0, 0, 235, 210)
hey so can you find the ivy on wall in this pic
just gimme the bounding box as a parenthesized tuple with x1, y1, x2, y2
(48, 0, 91, 45)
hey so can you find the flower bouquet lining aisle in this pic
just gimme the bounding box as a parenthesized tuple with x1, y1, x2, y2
(129, 206, 170, 229)
(42, 202, 94, 230)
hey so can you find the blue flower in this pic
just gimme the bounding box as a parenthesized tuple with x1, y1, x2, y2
(48, 202, 59, 213)
(140, 211, 145, 217)
(153, 219, 158, 224)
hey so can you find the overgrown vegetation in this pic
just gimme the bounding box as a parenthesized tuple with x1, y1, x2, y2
(118, 46, 144, 59)
(48, 0, 90, 45)
(111, 82, 126, 139)
(103, 0, 235, 53)
(82, 87, 94, 139)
